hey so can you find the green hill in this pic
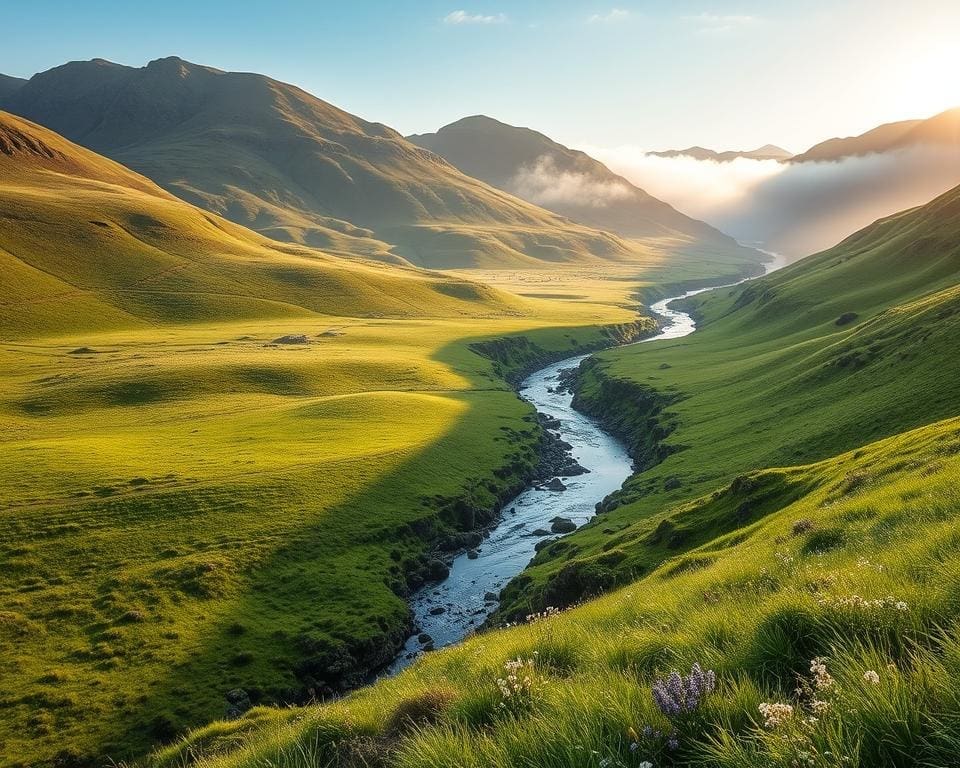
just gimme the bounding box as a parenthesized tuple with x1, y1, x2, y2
(152, 184, 960, 768)
(0, 58, 757, 272)
(500, 182, 960, 615)
(0, 110, 531, 340)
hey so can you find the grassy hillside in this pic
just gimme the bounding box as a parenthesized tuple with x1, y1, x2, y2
(0, 112, 675, 767)
(498, 183, 960, 616)
(1, 58, 762, 275)
(0, 111, 536, 340)
(152, 414, 960, 768)
(407, 115, 738, 244)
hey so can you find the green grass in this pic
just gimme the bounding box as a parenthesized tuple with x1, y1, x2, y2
(498, 183, 960, 617)
(148, 415, 960, 768)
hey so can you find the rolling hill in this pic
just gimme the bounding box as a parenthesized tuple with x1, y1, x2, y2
(0, 110, 530, 339)
(648, 143, 793, 162)
(502, 181, 960, 617)
(791, 106, 960, 162)
(0, 58, 757, 272)
(407, 115, 742, 243)
(150, 185, 960, 768)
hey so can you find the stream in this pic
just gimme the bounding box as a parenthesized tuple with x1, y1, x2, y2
(387, 257, 786, 674)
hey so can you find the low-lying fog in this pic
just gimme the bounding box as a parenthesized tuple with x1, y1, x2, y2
(583, 144, 960, 257)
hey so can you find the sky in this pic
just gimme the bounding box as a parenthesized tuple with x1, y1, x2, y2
(3, 0, 960, 153)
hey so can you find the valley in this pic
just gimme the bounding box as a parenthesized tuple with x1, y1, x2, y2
(3, 10, 960, 767)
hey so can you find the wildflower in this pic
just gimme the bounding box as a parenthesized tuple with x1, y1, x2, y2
(639, 762, 653, 768)
(810, 658, 834, 690)
(758, 702, 794, 729)
(810, 698, 830, 715)
(651, 662, 716, 716)
(629, 742, 640, 753)
(895, 601, 909, 612)
(863, 670, 880, 685)
(667, 736, 679, 751)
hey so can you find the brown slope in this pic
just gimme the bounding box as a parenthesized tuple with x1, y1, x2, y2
(2, 57, 685, 269)
(407, 115, 742, 243)
(791, 107, 960, 163)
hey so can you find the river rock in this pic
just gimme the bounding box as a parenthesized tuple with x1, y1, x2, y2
(484, 591, 498, 602)
(467, 549, 479, 559)
(426, 559, 449, 581)
(531, 528, 551, 537)
(551, 517, 577, 533)
(418, 633, 433, 644)
(545, 478, 567, 491)
(428, 605, 446, 615)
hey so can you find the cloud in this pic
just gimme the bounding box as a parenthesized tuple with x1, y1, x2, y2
(443, 10, 506, 25)
(508, 155, 632, 209)
(682, 12, 759, 33)
(582, 143, 960, 256)
(588, 8, 631, 24)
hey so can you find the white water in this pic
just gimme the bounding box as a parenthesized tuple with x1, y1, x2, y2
(387, 255, 785, 674)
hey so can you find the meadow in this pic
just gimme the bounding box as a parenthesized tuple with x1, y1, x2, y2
(152, 412, 960, 768)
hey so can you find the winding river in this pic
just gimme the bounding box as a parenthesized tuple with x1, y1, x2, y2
(387, 258, 785, 674)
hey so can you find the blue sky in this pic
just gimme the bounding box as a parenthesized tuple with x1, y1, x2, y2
(3, 1, 959, 152)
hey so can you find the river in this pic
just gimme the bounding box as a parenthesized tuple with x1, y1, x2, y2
(387, 256, 786, 674)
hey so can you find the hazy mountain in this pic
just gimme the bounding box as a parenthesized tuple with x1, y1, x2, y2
(792, 107, 960, 162)
(648, 144, 793, 162)
(0, 74, 26, 99)
(407, 115, 739, 244)
(0, 110, 526, 338)
(0, 57, 726, 270)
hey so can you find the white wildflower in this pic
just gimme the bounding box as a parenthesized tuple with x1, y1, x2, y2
(863, 670, 880, 685)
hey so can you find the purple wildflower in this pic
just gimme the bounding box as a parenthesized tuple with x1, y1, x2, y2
(667, 736, 680, 751)
(651, 662, 717, 717)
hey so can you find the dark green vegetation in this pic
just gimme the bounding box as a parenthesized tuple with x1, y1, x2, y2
(501, 182, 960, 616)
(153, 182, 960, 768)
(0, 58, 761, 275)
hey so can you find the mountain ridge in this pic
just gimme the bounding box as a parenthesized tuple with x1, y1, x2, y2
(407, 114, 739, 243)
(2, 58, 752, 271)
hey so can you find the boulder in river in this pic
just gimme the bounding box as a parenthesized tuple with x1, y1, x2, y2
(551, 517, 577, 534)
(426, 559, 450, 581)
(484, 591, 498, 602)
(544, 478, 567, 491)
(467, 549, 479, 559)
(531, 528, 551, 537)
(429, 605, 446, 615)
(418, 633, 433, 644)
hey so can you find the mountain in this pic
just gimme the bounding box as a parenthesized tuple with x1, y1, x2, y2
(406, 115, 740, 243)
(0, 58, 731, 271)
(0, 110, 526, 339)
(792, 106, 960, 162)
(0, 73, 26, 99)
(648, 143, 793, 162)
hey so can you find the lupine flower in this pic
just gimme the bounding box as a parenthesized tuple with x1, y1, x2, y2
(667, 736, 679, 751)
(651, 662, 717, 716)
(863, 670, 880, 684)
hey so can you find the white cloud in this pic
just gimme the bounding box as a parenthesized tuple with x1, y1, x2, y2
(508, 155, 632, 209)
(683, 12, 759, 33)
(588, 8, 631, 24)
(443, 10, 507, 25)
(582, 143, 960, 256)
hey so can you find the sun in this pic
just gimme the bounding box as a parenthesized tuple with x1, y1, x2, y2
(898, 42, 960, 117)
